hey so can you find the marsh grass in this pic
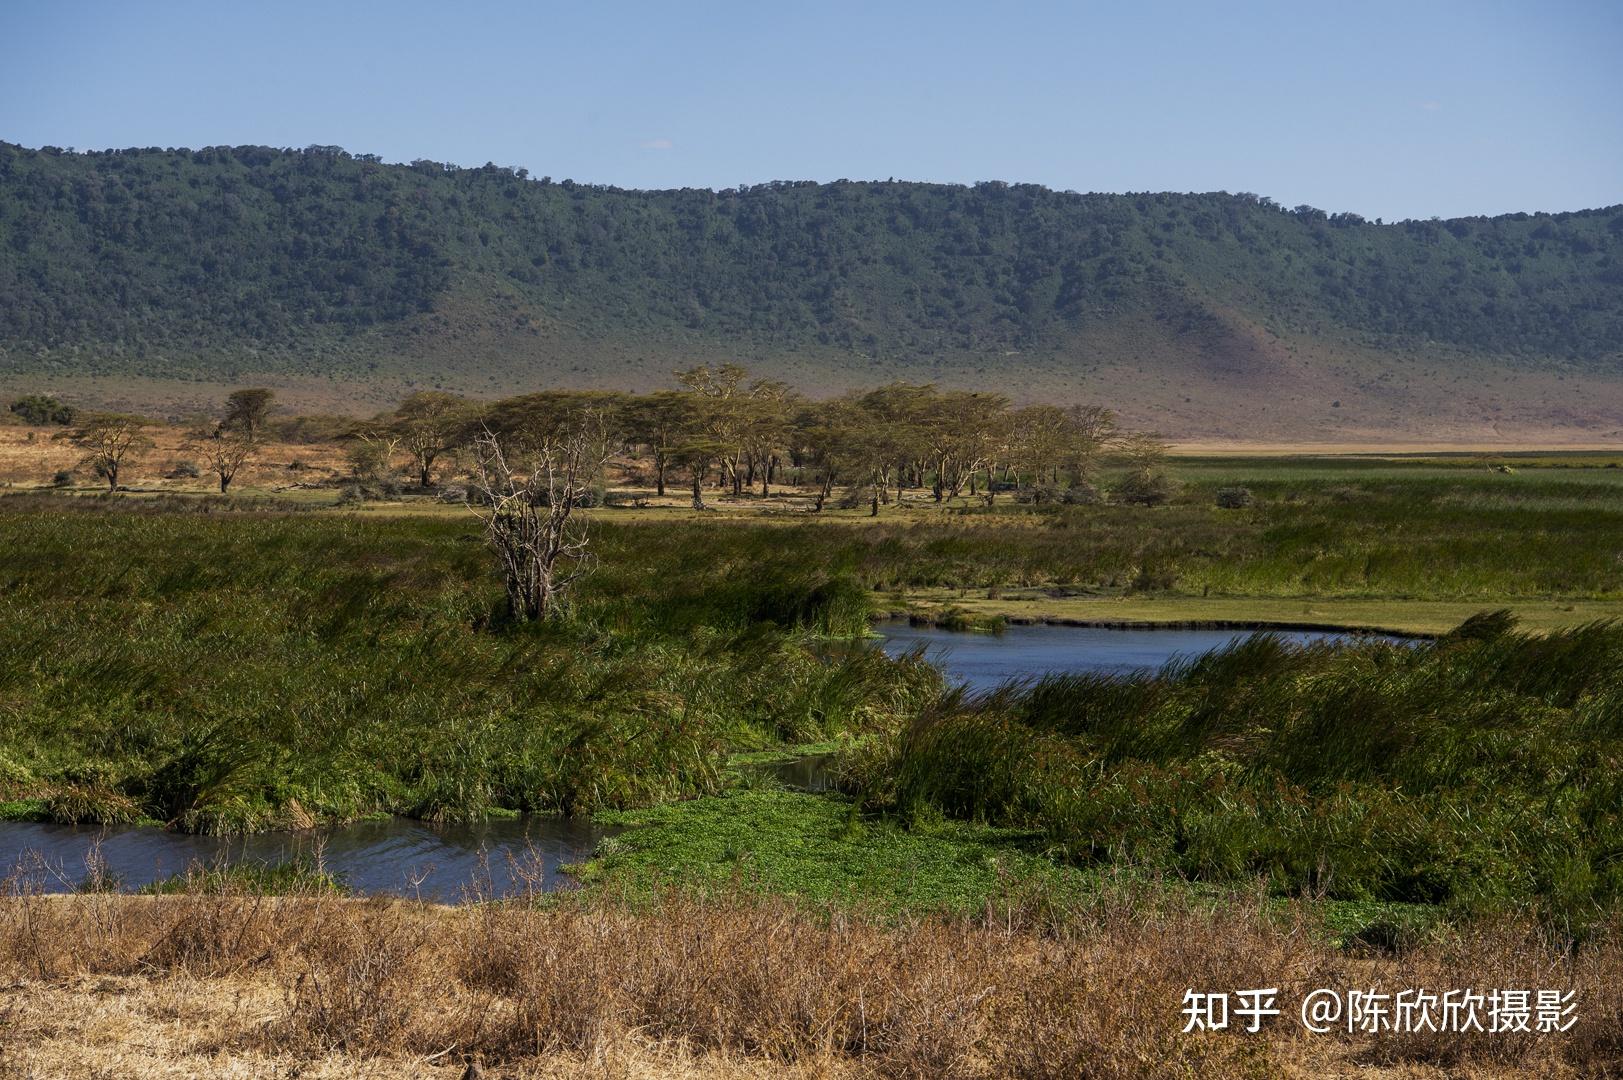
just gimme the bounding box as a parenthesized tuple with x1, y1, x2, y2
(141, 856, 345, 896)
(880, 616, 1623, 921)
(0, 504, 939, 831)
(4, 476, 1622, 928)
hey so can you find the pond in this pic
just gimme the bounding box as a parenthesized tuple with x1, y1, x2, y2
(0, 815, 612, 901)
(877, 621, 1416, 691)
(3, 624, 1416, 893)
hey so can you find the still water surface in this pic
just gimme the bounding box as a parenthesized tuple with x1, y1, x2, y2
(877, 622, 1412, 691)
(0, 815, 610, 900)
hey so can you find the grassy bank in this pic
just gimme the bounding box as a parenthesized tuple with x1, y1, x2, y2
(869, 615, 1623, 923)
(588, 787, 1086, 913)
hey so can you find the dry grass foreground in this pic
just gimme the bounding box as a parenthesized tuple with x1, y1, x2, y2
(1, 886, 1620, 1079)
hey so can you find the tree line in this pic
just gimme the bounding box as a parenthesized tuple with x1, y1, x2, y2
(13, 377, 1174, 623)
(14, 373, 1174, 509)
(341, 369, 1172, 513)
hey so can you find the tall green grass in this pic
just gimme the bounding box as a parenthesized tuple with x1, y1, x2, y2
(0, 501, 938, 832)
(879, 615, 1623, 921)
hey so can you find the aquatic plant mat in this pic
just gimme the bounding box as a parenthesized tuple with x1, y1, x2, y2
(2, 886, 1621, 1078)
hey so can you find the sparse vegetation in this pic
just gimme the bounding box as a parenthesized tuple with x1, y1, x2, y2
(53, 411, 150, 491)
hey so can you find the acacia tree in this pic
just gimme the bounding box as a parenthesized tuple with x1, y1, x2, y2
(1118, 430, 1170, 472)
(855, 383, 933, 505)
(1064, 404, 1119, 485)
(674, 364, 749, 495)
(57, 413, 151, 491)
(391, 390, 472, 487)
(1005, 404, 1071, 491)
(669, 436, 729, 510)
(737, 380, 797, 497)
(1115, 430, 1174, 506)
(924, 391, 1009, 503)
(191, 425, 257, 493)
(465, 414, 612, 622)
(222, 388, 276, 439)
(797, 397, 866, 512)
(344, 417, 404, 481)
(184, 388, 274, 493)
(622, 390, 692, 497)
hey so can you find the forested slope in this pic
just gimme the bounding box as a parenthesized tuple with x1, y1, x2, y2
(2, 142, 1620, 437)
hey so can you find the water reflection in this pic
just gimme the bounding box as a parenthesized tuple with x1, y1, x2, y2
(878, 622, 1413, 691)
(0, 815, 612, 901)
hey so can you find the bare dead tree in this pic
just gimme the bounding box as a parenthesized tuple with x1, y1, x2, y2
(465, 416, 611, 621)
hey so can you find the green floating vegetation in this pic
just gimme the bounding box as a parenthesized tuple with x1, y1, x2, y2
(588, 788, 1093, 914)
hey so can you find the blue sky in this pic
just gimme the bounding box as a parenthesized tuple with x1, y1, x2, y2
(2, 0, 1618, 220)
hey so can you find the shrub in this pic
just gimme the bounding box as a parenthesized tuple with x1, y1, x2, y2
(51, 469, 73, 487)
(886, 617, 1623, 922)
(167, 460, 202, 479)
(1215, 486, 1253, 509)
(1060, 482, 1100, 505)
(1115, 470, 1173, 507)
(44, 784, 141, 826)
(336, 480, 405, 505)
(1129, 564, 1179, 592)
(9, 394, 78, 426)
(343, 440, 389, 481)
(1012, 484, 1062, 505)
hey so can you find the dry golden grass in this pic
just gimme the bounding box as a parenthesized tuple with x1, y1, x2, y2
(2, 885, 1620, 1079)
(0, 420, 351, 493)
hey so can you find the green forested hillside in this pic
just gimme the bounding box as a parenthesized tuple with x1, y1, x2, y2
(1, 141, 1620, 392)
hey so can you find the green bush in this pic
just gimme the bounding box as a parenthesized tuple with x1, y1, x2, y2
(1115, 470, 1173, 507)
(0, 507, 929, 834)
(10, 394, 78, 426)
